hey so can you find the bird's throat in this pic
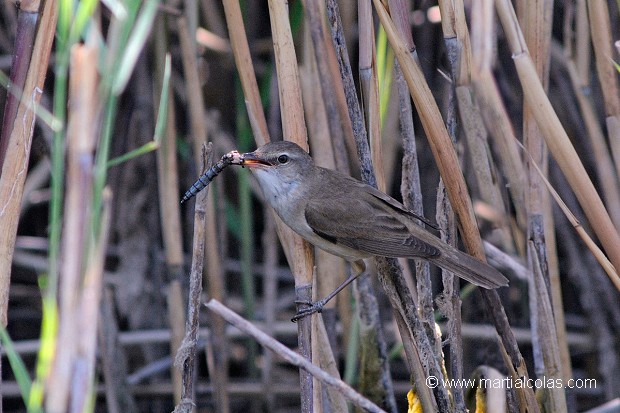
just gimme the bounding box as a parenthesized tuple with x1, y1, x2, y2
(251, 169, 301, 217)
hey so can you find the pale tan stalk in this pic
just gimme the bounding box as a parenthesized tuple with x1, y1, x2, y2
(586, 1, 620, 110)
(167, 281, 185, 404)
(221, 0, 269, 144)
(574, 0, 590, 84)
(311, 315, 349, 412)
(177, 16, 208, 167)
(265, 0, 314, 278)
(266, 1, 314, 411)
(519, 0, 553, 227)
(75, 188, 112, 411)
(155, 54, 183, 274)
(267, 0, 307, 148)
(46, 44, 97, 413)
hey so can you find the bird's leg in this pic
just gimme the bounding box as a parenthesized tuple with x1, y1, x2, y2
(291, 260, 366, 322)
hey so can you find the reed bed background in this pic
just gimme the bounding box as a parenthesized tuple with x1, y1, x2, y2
(0, 0, 619, 412)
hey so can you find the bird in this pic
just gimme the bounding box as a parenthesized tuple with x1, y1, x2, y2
(182, 140, 508, 319)
(240, 141, 507, 288)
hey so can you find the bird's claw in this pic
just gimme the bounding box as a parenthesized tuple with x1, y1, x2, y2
(291, 300, 325, 322)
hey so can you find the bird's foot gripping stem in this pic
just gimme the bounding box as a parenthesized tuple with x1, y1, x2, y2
(291, 261, 365, 322)
(291, 298, 329, 322)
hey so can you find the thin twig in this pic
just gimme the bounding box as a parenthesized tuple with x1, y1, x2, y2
(205, 299, 387, 413)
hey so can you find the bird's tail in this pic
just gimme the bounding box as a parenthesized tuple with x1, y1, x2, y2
(430, 247, 508, 289)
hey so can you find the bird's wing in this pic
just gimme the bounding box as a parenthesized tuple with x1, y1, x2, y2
(304, 182, 439, 258)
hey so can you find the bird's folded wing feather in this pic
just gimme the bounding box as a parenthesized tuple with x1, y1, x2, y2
(304, 185, 439, 258)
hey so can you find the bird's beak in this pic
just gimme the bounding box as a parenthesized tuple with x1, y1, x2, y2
(241, 151, 271, 168)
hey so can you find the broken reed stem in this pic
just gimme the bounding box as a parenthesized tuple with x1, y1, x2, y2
(173, 144, 214, 413)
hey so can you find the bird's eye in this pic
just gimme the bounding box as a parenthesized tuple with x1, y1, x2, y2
(277, 154, 289, 164)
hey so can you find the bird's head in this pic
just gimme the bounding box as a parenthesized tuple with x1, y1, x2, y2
(241, 141, 314, 192)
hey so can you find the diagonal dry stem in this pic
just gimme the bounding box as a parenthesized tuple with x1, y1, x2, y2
(373, 2, 541, 411)
(495, 0, 620, 273)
